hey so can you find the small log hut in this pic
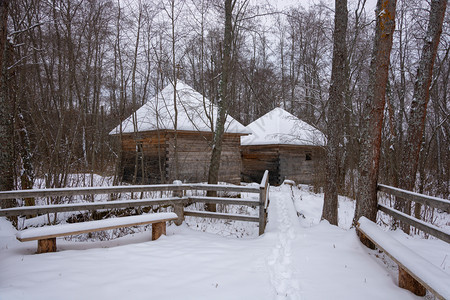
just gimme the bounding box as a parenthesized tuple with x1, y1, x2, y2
(110, 82, 250, 184)
(241, 108, 325, 186)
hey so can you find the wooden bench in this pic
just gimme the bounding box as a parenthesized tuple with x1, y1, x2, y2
(357, 217, 450, 299)
(16, 212, 178, 254)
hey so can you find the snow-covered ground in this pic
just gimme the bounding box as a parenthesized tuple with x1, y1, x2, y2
(0, 182, 449, 300)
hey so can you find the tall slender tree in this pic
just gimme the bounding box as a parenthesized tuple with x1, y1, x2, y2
(354, 0, 397, 225)
(0, 0, 14, 208)
(206, 0, 235, 211)
(396, 0, 447, 233)
(322, 0, 348, 225)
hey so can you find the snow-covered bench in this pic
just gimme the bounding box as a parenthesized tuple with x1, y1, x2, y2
(17, 212, 178, 254)
(357, 217, 450, 299)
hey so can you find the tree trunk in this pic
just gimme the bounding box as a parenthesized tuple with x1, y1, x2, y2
(206, 0, 233, 211)
(396, 0, 447, 234)
(354, 0, 396, 224)
(0, 0, 15, 209)
(322, 0, 348, 226)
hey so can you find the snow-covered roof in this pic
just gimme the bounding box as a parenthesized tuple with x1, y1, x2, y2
(110, 81, 250, 135)
(241, 108, 325, 146)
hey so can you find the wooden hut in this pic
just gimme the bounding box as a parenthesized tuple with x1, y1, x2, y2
(241, 108, 325, 185)
(110, 82, 250, 184)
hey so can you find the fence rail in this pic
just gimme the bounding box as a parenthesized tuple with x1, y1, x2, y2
(378, 184, 450, 213)
(0, 172, 270, 235)
(377, 184, 450, 243)
(0, 183, 260, 200)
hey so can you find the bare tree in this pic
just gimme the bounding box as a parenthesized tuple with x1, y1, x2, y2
(396, 0, 447, 234)
(206, 0, 236, 211)
(354, 0, 397, 225)
(0, 0, 14, 208)
(322, 0, 348, 225)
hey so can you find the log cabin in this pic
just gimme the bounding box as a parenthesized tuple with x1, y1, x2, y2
(241, 108, 325, 186)
(110, 82, 250, 184)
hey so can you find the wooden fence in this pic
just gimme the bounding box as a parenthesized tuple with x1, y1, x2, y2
(377, 184, 450, 243)
(0, 170, 270, 236)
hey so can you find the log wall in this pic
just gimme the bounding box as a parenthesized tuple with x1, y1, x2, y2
(120, 131, 243, 184)
(240, 146, 280, 184)
(241, 145, 325, 185)
(121, 133, 167, 183)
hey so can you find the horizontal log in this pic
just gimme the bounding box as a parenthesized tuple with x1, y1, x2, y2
(183, 184, 259, 194)
(0, 183, 260, 201)
(0, 197, 184, 217)
(378, 204, 450, 243)
(184, 210, 259, 222)
(0, 184, 182, 200)
(378, 184, 450, 213)
(188, 196, 259, 206)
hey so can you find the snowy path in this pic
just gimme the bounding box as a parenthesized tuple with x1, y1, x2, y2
(266, 184, 301, 299)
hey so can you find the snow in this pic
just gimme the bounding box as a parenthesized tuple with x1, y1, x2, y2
(109, 81, 250, 135)
(358, 217, 450, 299)
(241, 108, 326, 146)
(1, 183, 449, 299)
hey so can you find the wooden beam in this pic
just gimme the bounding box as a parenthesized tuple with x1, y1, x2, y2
(184, 210, 259, 222)
(259, 170, 269, 189)
(151, 222, 166, 240)
(399, 267, 426, 296)
(259, 170, 269, 235)
(378, 184, 450, 213)
(0, 184, 182, 200)
(0, 197, 184, 217)
(378, 204, 450, 243)
(37, 238, 56, 254)
(188, 196, 259, 206)
(0, 184, 260, 201)
(183, 184, 260, 194)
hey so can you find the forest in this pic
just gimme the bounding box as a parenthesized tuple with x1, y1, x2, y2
(0, 0, 448, 221)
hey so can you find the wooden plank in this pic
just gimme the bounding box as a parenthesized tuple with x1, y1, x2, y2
(17, 214, 178, 242)
(0, 184, 182, 200)
(0, 197, 184, 217)
(0, 183, 259, 201)
(378, 184, 450, 213)
(188, 196, 259, 206)
(183, 184, 260, 194)
(184, 211, 259, 222)
(378, 204, 450, 243)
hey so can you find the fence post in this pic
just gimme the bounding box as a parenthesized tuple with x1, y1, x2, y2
(259, 187, 266, 235)
(172, 180, 184, 226)
(259, 170, 269, 236)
